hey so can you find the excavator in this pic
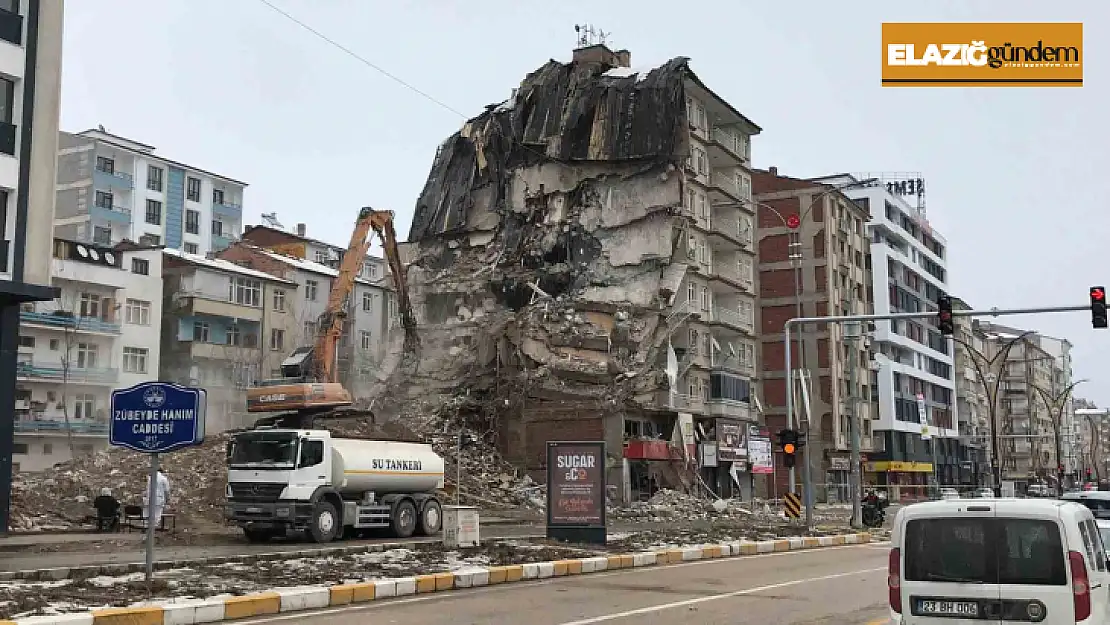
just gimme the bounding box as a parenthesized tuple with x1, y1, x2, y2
(245, 207, 418, 428)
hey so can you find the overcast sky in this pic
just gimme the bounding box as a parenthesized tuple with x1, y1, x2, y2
(62, 1, 1109, 403)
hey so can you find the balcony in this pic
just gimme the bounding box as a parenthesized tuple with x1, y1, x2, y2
(93, 169, 134, 191)
(190, 341, 261, 360)
(0, 8, 21, 45)
(20, 311, 122, 335)
(14, 420, 109, 436)
(90, 203, 132, 225)
(705, 219, 751, 251)
(212, 200, 242, 219)
(707, 264, 754, 292)
(653, 392, 705, 414)
(709, 171, 746, 204)
(0, 120, 15, 156)
(709, 128, 749, 165)
(705, 398, 752, 420)
(174, 294, 262, 322)
(16, 362, 119, 385)
(710, 306, 755, 335)
(212, 234, 239, 251)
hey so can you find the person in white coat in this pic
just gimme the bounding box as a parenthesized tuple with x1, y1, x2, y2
(144, 469, 171, 530)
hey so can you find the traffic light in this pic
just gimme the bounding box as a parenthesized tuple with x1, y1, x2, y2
(778, 429, 799, 468)
(1091, 286, 1107, 329)
(937, 295, 954, 336)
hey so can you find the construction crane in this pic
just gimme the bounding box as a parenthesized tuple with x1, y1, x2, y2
(245, 207, 418, 428)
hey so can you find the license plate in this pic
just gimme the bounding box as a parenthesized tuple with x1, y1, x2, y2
(246, 507, 262, 514)
(918, 599, 979, 617)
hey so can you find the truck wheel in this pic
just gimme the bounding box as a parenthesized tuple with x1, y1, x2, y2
(309, 501, 339, 543)
(243, 527, 273, 543)
(391, 499, 417, 538)
(419, 500, 442, 535)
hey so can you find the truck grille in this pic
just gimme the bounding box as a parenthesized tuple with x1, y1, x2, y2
(229, 482, 285, 501)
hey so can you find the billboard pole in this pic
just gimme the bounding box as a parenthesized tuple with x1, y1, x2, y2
(784, 303, 1089, 521)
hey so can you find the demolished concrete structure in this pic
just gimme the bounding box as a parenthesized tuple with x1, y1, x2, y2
(380, 44, 764, 504)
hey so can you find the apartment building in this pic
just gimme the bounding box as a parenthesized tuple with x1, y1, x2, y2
(1037, 333, 1078, 481)
(657, 64, 761, 499)
(218, 241, 395, 395)
(0, 0, 66, 525)
(159, 249, 297, 432)
(752, 169, 874, 502)
(815, 175, 963, 499)
(950, 297, 991, 486)
(13, 238, 163, 472)
(54, 130, 246, 254)
(240, 221, 391, 292)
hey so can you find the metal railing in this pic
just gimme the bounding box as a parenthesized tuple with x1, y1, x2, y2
(712, 306, 755, 332)
(15, 362, 119, 384)
(94, 168, 135, 188)
(710, 171, 743, 200)
(711, 127, 748, 161)
(14, 420, 109, 435)
(19, 311, 122, 333)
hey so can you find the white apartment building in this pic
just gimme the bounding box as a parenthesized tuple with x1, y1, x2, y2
(13, 238, 163, 472)
(53, 130, 247, 255)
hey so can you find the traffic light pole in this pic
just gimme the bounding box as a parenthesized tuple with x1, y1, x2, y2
(783, 302, 1091, 524)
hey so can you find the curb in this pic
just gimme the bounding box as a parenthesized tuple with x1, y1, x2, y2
(0, 535, 546, 582)
(0, 532, 871, 625)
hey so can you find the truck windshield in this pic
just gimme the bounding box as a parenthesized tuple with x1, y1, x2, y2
(229, 432, 298, 469)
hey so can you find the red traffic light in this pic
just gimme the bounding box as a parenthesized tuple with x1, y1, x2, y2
(786, 214, 801, 229)
(1093, 287, 1106, 301)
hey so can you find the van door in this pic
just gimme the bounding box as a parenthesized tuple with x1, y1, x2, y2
(1077, 518, 1110, 623)
(994, 516, 1071, 623)
(902, 506, 1001, 623)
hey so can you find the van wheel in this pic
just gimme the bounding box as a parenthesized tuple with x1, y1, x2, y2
(419, 500, 442, 535)
(308, 501, 339, 543)
(391, 500, 417, 538)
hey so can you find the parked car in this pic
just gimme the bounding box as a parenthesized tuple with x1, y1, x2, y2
(939, 488, 959, 501)
(1062, 491, 1110, 520)
(974, 488, 994, 498)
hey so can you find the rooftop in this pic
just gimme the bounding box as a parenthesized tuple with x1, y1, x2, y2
(162, 248, 296, 284)
(250, 245, 389, 290)
(75, 129, 249, 187)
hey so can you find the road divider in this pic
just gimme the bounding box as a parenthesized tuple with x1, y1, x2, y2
(0, 532, 872, 625)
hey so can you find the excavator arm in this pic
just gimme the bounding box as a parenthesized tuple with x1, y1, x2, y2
(368, 210, 419, 352)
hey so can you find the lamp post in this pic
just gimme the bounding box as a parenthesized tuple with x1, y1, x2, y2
(1033, 380, 1086, 496)
(949, 329, 1035, 496)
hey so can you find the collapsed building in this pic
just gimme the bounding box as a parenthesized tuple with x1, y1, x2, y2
(381, 44, 764, 503)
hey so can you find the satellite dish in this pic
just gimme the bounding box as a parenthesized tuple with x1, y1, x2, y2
(104, 252, 116, 265)
(76, 245, 88, 258)
(89, 249, 100, 261)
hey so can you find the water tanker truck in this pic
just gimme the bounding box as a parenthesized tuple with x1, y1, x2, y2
(224, 428, 445, 543)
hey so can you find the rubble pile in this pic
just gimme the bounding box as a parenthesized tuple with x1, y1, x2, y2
(10, 435, 233, 532)
(609, 490, 854, 527)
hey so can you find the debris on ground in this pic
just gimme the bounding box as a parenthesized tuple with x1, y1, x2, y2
(608, 490, 854, 525)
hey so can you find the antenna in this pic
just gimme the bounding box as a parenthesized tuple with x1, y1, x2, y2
(574, 24, 610, 47)
(260, 212, 285, 230)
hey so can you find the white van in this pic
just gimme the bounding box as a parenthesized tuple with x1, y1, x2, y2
(888, 499, 1110, 624)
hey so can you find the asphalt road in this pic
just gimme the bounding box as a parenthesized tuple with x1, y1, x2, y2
(233, 541, 893, 625)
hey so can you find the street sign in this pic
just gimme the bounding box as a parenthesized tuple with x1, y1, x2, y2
(110, 382, 207, 453)
(546, 441, 607, 545)
(783, 492, 802, 519)
(108, 381, 207, 588)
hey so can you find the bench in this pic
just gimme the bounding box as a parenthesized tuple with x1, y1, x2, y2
(122, 505, 177, 533)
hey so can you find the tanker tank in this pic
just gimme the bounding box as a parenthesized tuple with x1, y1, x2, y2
(329, 438, 445, 494)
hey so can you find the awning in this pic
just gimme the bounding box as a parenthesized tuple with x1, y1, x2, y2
(864, 461, 934, 473)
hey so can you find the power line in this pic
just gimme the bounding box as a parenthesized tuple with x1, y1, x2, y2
(256, 0, 468, 118)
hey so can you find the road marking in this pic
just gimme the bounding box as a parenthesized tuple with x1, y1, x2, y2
(233, 543, 884, 624)
(864, 618, 890, 625)
(552, 566, 886, 624)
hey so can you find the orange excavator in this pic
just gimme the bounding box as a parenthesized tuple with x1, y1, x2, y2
(245, 207, 418, 428)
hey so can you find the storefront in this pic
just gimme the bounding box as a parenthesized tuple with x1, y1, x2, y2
(865, 460, 934, 502)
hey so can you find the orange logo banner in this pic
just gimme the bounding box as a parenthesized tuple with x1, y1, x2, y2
(882, 22, 1083, 87)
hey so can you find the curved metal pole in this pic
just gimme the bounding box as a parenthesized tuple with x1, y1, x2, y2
(1033, 379, 1087, 496)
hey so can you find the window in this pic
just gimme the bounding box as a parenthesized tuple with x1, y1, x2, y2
(270, 329, 285, 351)
(314, 250, 327, 264)
(362, 292, 373, 312)
(700, 286, 709, 310)
(94, 190, 113, 209)
(690, 146, 708, 175)
(0, 76, 12, 127)
(273, 289, 286, 311)
(185, 209, 200, 234)
(145, 199, 162, 225)
(186, 177, 201, 202)
(125, 299, 151, 325)
(228, 277, 261, 307)
(298, 439, 324, 468)
(131, 258, 149, 275)
(17, 335, 33, 348)
(147, 165, 164, 192)
(49, 338, 59, 350)
(360, 330, 372, 350)
(139, 234, 160, 246)
(95, 156, 115, 174)
(686, 283, 695, 302)
(184, 242, 198, 254)
(79, 292, 100, 318)
(305, 280, 318, 301)
(211, 220, 223, 237)
(226, 325, 241, 346)
(74, 394, 96, 420)
(43, 443, 52, 455)
(905, 517, 1066, 586)
(122, 347, 148, 374)
(93, 226, 112, 245)
(303, 321, 317, 342)
(688, 329, 699, 353)
(76, 343, 98, 368)
(193, 321, 210, 342)
(212, 189, 225, 205)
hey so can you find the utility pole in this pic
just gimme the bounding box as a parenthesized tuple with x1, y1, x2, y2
(844, 321, 862, 528)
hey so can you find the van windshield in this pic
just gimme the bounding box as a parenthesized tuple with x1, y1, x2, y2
(905, 517, 1067, 586)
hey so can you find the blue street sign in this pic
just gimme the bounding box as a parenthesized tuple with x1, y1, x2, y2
(110, 382, 208, 453)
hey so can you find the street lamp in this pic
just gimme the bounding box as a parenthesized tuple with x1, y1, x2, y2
(1033, 379, 1087, 496)
(948, 329, 1035, 496)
